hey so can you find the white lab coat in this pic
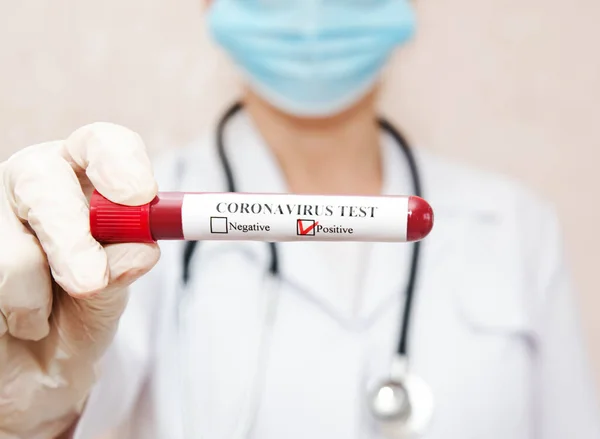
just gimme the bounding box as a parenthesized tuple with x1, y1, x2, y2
(73, 111, 600, 439)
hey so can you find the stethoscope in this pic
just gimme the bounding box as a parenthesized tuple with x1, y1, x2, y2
(179, 101, 434, 438)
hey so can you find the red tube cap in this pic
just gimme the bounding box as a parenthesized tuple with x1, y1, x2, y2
(90, 190, 155, 243)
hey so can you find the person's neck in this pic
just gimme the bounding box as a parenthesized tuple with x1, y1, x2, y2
(242, 88, 383, 195)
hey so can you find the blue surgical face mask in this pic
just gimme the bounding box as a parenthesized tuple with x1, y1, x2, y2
(207, 0, 416, 117)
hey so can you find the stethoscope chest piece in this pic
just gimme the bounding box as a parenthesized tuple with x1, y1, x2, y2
(368, 359, 435, 438)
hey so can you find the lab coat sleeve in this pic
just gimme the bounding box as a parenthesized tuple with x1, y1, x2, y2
(531, 206, 600, 438)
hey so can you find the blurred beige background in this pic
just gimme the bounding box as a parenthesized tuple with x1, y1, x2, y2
(1, 0, 599, 391)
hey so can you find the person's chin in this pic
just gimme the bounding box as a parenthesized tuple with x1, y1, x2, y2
(241, 82, 382, 124)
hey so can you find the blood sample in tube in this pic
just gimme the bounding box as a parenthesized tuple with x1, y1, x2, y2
(89, 190, 434, 244)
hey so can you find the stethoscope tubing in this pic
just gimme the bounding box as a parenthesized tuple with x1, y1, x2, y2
(182, 101, 423, 359)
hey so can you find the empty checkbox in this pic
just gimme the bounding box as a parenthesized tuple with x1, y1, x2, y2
(210, 216, 228, 234)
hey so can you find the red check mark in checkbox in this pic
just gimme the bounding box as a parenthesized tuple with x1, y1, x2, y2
(297, 219, 319, 236)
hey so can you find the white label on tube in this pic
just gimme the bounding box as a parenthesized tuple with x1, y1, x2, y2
(181, 193, 409, 242)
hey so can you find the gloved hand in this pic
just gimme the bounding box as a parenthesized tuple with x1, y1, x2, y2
(0, 123, 161, 439)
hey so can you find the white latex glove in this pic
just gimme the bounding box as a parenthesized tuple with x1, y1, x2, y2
(0, 123, 161, 439)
